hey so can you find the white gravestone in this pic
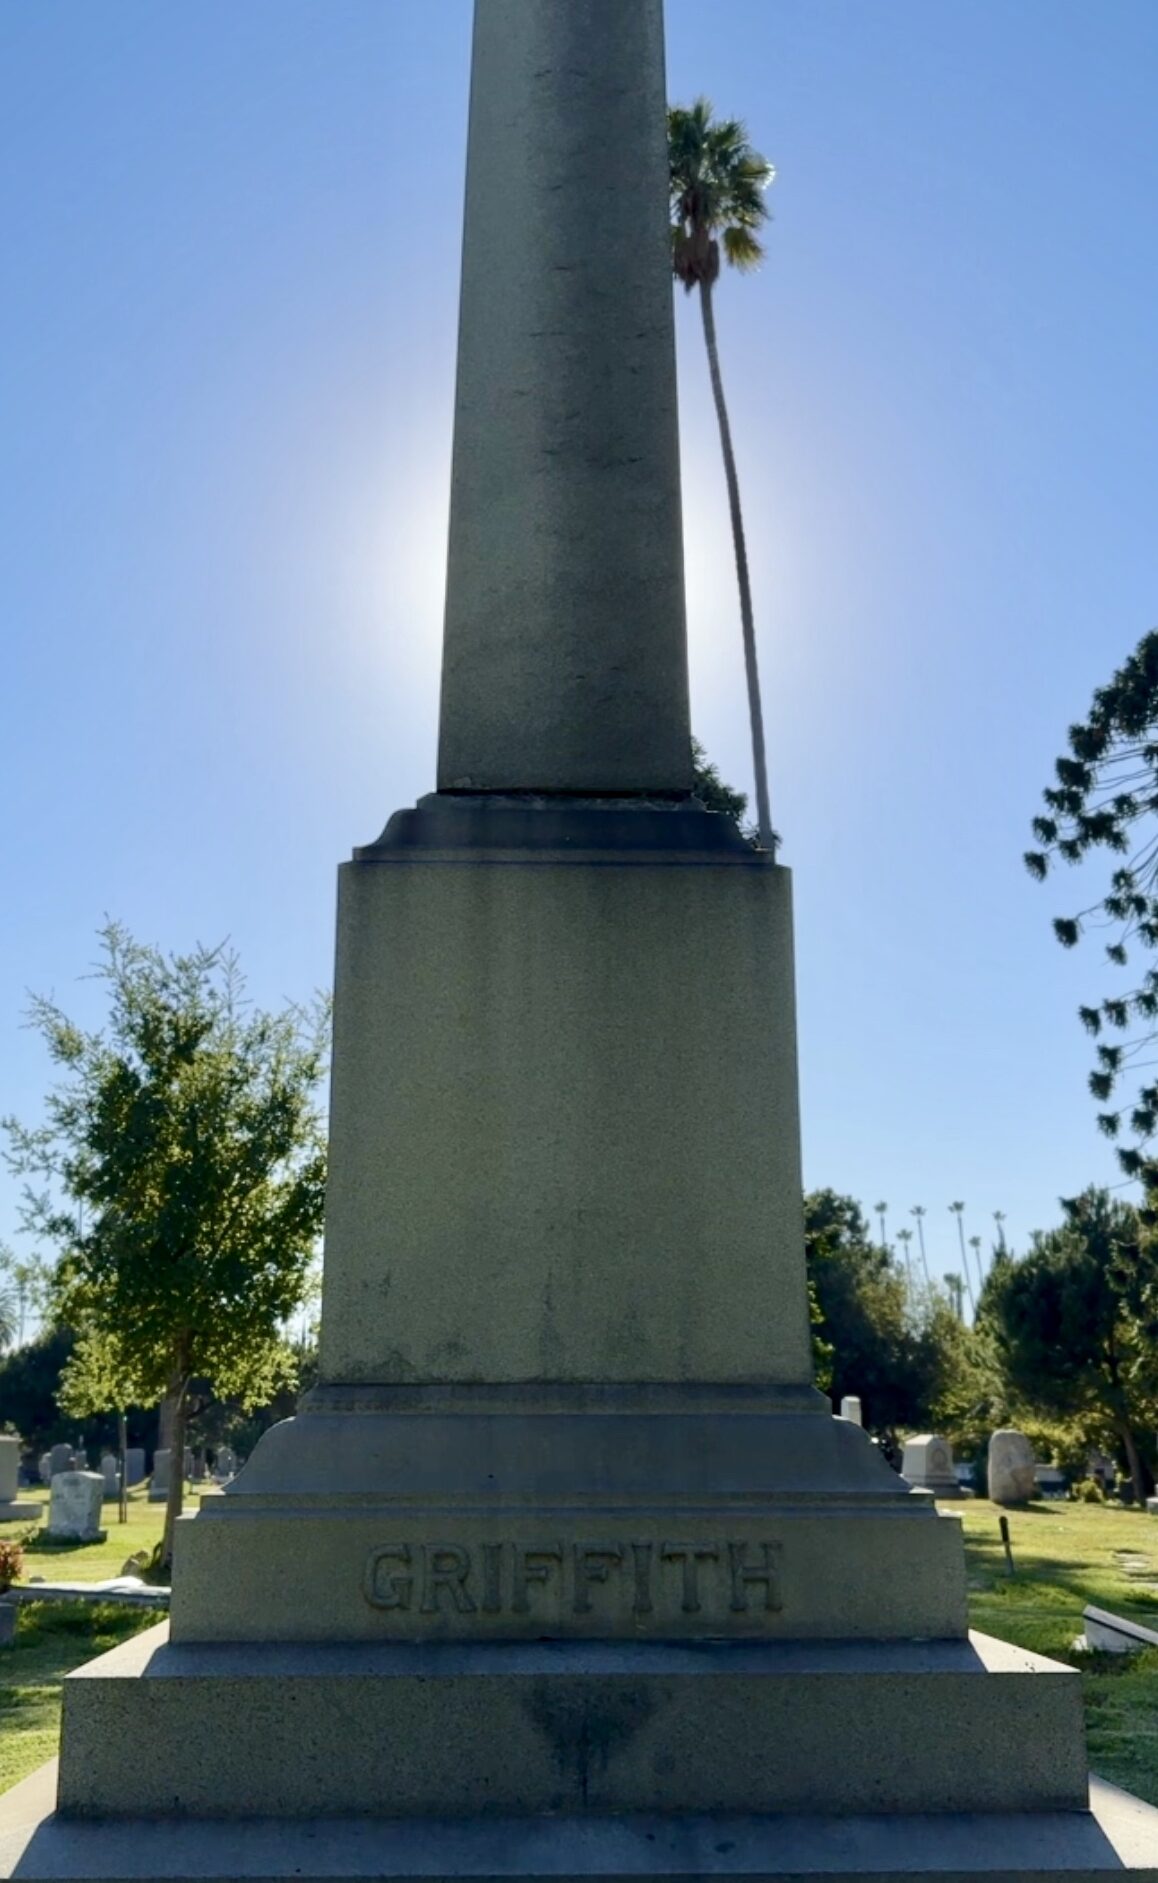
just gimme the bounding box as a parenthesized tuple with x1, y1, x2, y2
(839, 1396, 863, 1426)
(0, 1435, 39, 1520)
(988, 1428, 1037, 1505)
(902, 1434, 967, 1498)
(46, 1471, 106, 1542)
(39, 1453, 52, 1486)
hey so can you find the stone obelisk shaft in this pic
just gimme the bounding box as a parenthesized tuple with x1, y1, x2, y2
(437, 0, 693, 796)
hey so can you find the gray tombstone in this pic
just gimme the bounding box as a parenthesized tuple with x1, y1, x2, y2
(45, 1471, 105, 1542)
(988, 1428, 1037, 1506)
(0, 1438, 19, 1505)
(123, 1447, 146, 1488)
(213, 1446, 237, 1482)
(839, 1396, 863, 1426)
(38, 1452, 52, 1487)
(148, 1449, 171, 1503)
(902, 1434, 967, 1498)
(99, 1455, 120, 1500)
(48, 1442, 74, 1478)
(0, 1436, 38, 1521)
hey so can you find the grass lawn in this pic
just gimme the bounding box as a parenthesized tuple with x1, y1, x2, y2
(1, 1491, 1157, 1807)
(0, 1485, 173, 1796)
(959, 1497, 1158, 1805)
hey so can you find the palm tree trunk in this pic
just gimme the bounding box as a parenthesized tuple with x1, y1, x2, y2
(698, 277, 774, 852)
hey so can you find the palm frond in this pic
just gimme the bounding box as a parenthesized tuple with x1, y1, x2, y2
(722, 225, 765, 270)
(667, 98, 774, 274)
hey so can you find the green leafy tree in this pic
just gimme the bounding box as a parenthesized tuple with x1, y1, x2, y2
(0, 1326, 76, 1450)
(4, 925, 328, 1567)
(985, 1188, 1158, 1502)
(669, 100, 776, 855)
(804, 1191, 970, 1447)
(1025, 629, 1158, 1183)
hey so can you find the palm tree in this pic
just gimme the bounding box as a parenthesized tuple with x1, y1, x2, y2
(874, 1201, 889, 1251)
(948, 1202, 976, 1316)
(993, 1210, 1008, 1255)
(669, 99, 776, 853)
(910, 1206, 931, 1288)
(969, 1235, 984, 1294)
(896, 1226, 915, 1289)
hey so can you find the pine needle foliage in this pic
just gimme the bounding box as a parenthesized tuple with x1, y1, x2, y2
(1025, 629, 1158, 1187)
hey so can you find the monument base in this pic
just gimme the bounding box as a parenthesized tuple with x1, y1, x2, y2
(3, 1760, 1157, 1883)
(0, 1501, 40, 1522)
(54, 1625, 1086, 1819)
(167, 1385, 969, 1646)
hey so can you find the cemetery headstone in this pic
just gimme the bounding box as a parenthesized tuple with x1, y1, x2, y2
(148, 1449, 171, 1503)
(212, 1446, 236, 1482)
(45, 1471, 105, 1542)
(48, 1442, 74, 1478)
(38, 1453, 51, 1487)
(839, 1396, 863, 1425)
(901, 1433, 967, 1498)
(988, 1428, 1038, 1505)
(99, 1455, 120, 1500)
(0, 1436, 38, 1521)
(124, 1447, 146, 1487)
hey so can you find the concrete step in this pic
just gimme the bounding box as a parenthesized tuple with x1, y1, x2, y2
(57, 1625, 1088, 1819)
(3, 1762, 1157, 1883)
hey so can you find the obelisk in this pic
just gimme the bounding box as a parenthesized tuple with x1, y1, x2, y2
(6, 2, 1157, 1877)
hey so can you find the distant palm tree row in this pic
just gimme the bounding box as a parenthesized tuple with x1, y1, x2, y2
(874, 1202, 1008, 1313)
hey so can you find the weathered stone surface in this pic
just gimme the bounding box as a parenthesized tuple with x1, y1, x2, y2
(172, 1387, 968, 1645)
(46, 1472, 104, 1542)
(436, 0, 690, 794)
(988, 1428, 1037, 1506)
(58, 1624, 1088, 1821)
(5, 1761, 1158, 1883)
(124, 1447, 145, 1487)
(838, 1396, 862, 1425)
(49, 1443, 74, 1478)
(0, 1438, 39, 1522)
(0, 1438, 19, 1504)
(317, 854, 810, 1388)
(148, 1449, 171, 1502)
(901, 1434, 966, 1499)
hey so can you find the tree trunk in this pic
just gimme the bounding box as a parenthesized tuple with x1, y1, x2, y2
(698, 277, 775, 853)
(161, 1376, 189, 1575)
(1118, 1420, 1149, 1506)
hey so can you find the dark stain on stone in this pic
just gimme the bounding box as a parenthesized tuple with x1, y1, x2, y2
(524, 1681, 654, 1806)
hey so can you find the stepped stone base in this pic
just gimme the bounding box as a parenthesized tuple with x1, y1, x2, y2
(170, 1386, 968, 1646)
(0, 1500, 40, 1522)
(3, 1762, 1157, 1883)
(56, 1627, 1086, 1820)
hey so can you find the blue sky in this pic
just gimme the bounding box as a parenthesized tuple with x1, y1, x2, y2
(2, 1, 1156, 1290)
